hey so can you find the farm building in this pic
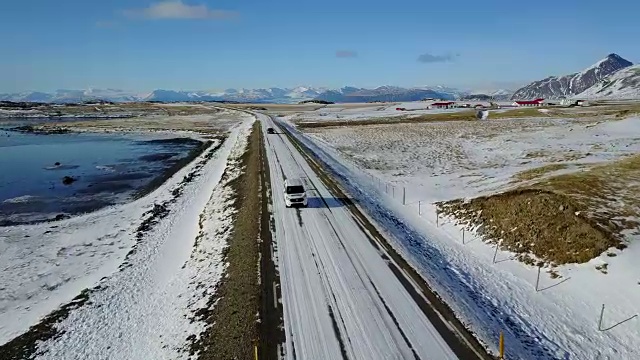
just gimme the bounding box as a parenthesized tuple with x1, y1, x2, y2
(429, 101, 456, 109)
(512, 98, 544, 107)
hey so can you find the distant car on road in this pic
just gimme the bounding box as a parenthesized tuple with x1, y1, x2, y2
(267, 127, 275, 134)
(284, 178, 308, 207)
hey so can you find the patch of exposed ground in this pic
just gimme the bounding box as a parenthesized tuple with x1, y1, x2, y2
(513, 164, 569, 181)
(190, 123, 261, 359)
(439, 154, 640, 266)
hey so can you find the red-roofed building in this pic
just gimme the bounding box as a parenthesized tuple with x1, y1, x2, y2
(429, 101, 455, 109)
(513, 99, 544, 107)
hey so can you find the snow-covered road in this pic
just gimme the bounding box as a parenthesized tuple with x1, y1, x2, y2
(261, 114, 461, 360)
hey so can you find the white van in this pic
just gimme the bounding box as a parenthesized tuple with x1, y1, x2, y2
(284, 178, 308, 207)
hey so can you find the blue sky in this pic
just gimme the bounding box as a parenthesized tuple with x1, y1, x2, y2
(2, 0, 640, 93)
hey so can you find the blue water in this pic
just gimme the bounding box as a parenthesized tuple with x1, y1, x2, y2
(0, 128, 200, 225)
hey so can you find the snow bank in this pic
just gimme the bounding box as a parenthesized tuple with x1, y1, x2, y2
(0, 115, 254, 359)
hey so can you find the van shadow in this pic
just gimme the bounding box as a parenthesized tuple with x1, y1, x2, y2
(305, 196, 350, 208)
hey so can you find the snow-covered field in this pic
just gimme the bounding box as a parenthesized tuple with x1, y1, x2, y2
(288, 102, 474, 123)
(291, 115, 640, 359)
(0, 114, 254, 358)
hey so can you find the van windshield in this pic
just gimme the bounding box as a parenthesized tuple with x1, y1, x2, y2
(286, 185, 304, 194)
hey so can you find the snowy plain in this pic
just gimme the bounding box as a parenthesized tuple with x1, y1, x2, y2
(0, 114, 254, 359)
(289, 113, 640, 359)
(288, 102, 472, 123)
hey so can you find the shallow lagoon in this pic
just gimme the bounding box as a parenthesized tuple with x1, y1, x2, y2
(0, 128, 201, 225)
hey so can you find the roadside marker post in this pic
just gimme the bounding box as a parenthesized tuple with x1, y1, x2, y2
(402, 187, 406, 205)
(462, 228, 465, 244)
(598, 304, 605, 331)
(392, 186, 395, 198)
(499, 331, 504, 359)
(419, 201, 422, 215)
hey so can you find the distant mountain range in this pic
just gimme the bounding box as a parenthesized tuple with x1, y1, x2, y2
(313, 86, 458, 103)
(460, 89, 513, 101)
(512, 54, 633, 100)
(0, 89, 142, 103)
(0, 86, 472, 104)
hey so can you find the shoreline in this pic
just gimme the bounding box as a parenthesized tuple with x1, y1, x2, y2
(1, 127, 222, 228)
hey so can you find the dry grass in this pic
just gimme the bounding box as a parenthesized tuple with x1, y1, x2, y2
(537, 155, 640, 236)
(439, 154, 640, 266)
(439, 189, 616, 265)
(513, 164, 569, 181)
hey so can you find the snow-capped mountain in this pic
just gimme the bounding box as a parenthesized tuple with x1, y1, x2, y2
(142, 87, 328, 103)
(577, 64, 640, 99)
(511, 54, 633, 100)
(0, 89, 143, 103)
(459, 89, 513, 101)
(314, 86, 456, 103)
(1, 86, 459, 104)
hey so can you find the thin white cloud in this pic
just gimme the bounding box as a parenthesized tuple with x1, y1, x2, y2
(124, 1, 238, 20)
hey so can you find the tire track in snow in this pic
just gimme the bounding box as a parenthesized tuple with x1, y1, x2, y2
(265, 128, 351, 359)
(274, 119, 426, 358)
(318, 210, 421, 360)
(265, 116, 436, 359)
(276, 116, 489, 359)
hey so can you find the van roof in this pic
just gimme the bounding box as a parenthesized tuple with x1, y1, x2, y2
(285, 178, 304, 186)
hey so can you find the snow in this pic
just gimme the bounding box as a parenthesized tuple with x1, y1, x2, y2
(292, 101, 470, 124)
(578, 65, 640, 100)
(0, 115, 254, 358)
(290, 116, 640, 359)
(260, 114, 457, 359)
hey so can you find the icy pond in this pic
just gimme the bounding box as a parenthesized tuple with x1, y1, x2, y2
(0, 127, 202, 225)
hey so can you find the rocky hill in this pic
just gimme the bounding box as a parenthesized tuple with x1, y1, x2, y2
(511, 54, 633, 100)
(577, 64, 640, 99)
